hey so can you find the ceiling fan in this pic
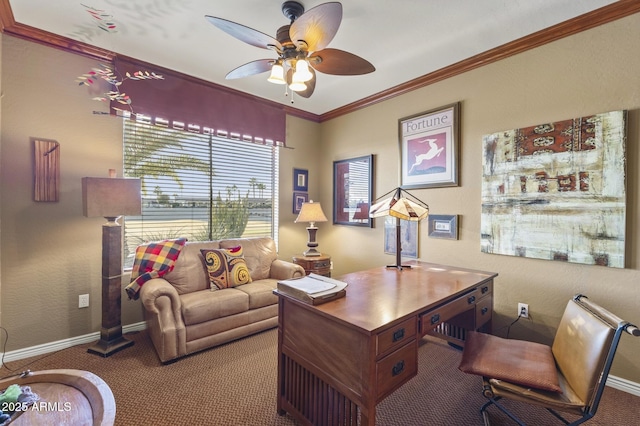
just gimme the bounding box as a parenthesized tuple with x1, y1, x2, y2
(205, 1, 375, 99)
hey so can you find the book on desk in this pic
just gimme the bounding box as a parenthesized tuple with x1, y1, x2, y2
(277, 273, 347, 305)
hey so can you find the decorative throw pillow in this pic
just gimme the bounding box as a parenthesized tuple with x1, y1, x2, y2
(458, 331, 562, 393)
(201, 246, 252, 290)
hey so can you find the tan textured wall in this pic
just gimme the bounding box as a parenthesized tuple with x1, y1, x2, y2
(1, 36, 125, 349)
(318, 14, 640, 382)
(278, 115, 322, 262)
(0, 36, 315, 351)
(0, 33, 3, 327)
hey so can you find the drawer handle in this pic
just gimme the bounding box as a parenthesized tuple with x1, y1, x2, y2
(430, 314, 440, 325)
(392, 360, 405, 377)
(392, 328, 405, 342)
(481, 286, 489, 294)
(468, 296, 476, 304)
(481, 307, 488, 315)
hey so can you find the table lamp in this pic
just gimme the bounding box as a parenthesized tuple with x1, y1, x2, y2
(369, 187, 429, 269)
(82, 172, 141, 357)
(295, 200, 328, 257)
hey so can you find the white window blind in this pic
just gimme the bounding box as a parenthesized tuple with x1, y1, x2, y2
(123, 120, 279, 267)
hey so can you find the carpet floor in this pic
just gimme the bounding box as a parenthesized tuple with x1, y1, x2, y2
(1, 329, 638, 425)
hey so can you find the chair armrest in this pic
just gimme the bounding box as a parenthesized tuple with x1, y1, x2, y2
(139, 278, 185, 329)
(270, 259, 306, 280)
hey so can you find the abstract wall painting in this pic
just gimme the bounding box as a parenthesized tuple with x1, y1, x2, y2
(481, 110, 626, 268)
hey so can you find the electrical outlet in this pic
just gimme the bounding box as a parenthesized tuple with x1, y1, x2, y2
(79, 294, 90, 308)
(518, 302, 529, 319)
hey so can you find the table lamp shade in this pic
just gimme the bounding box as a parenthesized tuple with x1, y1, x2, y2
(369, 188, 429, 221)
(82, 177, 142, 218)
(295, 201, 328, 224)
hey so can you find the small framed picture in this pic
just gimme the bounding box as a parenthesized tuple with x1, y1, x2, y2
(333, 155, 374, 227)
(428, 214, 459, 239)
(293, 191, 309, 214)
(293, 168, 309, 192)
(384, 217, 418, 258)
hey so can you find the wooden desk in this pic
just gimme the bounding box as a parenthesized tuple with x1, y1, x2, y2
(275, 261, 497, 426)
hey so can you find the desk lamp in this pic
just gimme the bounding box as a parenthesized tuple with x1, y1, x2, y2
(369, 187, 429, 269)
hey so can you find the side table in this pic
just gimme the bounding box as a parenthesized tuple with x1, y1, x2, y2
(292, 254, 331, 277)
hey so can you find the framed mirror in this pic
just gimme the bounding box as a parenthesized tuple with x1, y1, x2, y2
(333, 155, 374, 227)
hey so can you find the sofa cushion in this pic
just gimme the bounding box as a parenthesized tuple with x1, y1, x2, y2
(163, 241, 221, 294)
(234, 279, 279, 309)
(201, 246, 252, 290)
(180, 289, 248, 326)
(220, 237, 277, 281)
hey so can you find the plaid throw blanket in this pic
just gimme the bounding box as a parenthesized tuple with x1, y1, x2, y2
(125, 238, 187, 300)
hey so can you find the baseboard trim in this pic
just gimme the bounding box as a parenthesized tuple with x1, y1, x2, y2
(606, 374, 640, 397)
(0, 322, 147, 364)
(2, 323, 639, 398)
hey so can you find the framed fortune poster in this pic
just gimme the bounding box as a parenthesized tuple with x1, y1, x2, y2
(399, 102, 460, 189)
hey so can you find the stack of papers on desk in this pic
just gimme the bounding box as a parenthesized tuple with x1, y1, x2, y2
(277, 273, 348, 304)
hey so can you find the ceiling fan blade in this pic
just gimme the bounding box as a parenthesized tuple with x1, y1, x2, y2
(205, 16, 282, 51)
(309, 48, 375, 75)
(226, 59, 273, 80)
(289, 2, 342, 52)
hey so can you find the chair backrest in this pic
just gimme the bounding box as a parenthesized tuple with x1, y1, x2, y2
(552, 297, 615, 406)
(551, 294, 638, 415)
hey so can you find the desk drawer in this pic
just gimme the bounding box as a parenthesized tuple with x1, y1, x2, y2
(376, 340, 417, 400)
(476, 294, 492, 327)
(376, 317, 417, 358)
(420, 291, 476, 335)
(478, 281, 493, 299)
(313, 260, 331, 269)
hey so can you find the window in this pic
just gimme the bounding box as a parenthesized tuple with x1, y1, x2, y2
(123, 120, 279, 267)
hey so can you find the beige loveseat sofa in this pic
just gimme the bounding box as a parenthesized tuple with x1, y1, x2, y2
(139, 237, 305, 363)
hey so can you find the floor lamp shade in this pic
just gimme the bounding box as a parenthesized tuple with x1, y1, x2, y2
(82, 177, 141, 357)
(82, 177, 142, 219)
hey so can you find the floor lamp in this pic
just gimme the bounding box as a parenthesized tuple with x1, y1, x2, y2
(369, 187, 429, 270)
(82, 174, 141, 357)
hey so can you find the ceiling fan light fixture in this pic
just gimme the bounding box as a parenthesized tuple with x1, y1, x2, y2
(206, 1, 374, 100)
(267, 62, 286, 84)
(293, 59, 313, 82)
(289, 73, 307, 92)
(289, 79, 307, 92)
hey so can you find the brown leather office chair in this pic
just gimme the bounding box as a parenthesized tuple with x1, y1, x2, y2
(459, 294, 640, 426)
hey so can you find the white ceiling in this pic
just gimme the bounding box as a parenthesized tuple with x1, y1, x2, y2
(9, 0, 617, 116)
